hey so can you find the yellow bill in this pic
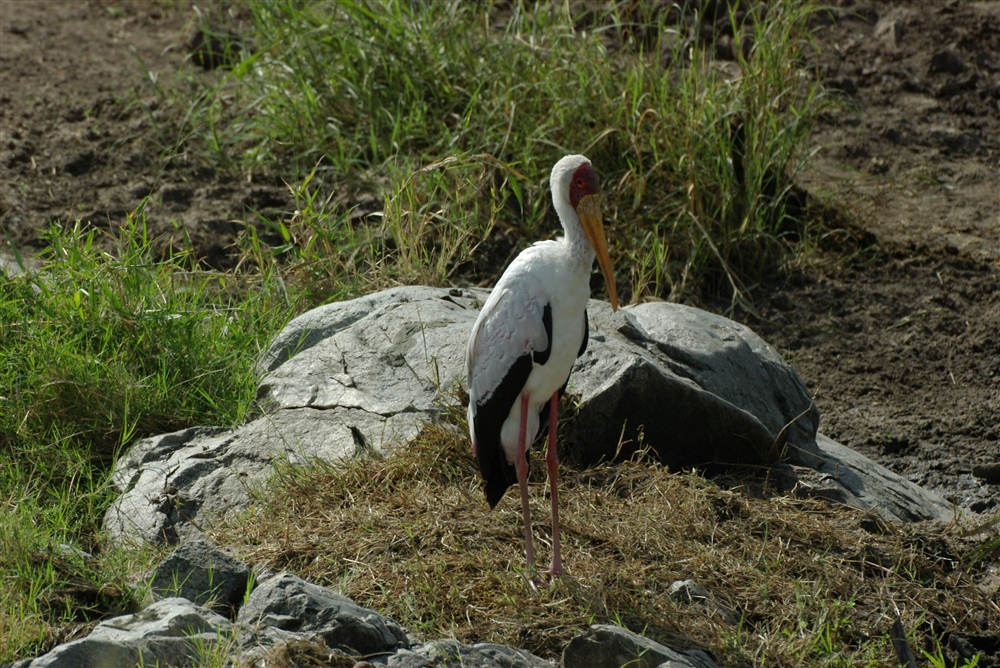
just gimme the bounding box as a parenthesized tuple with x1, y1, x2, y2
(576, 193, 619, 311)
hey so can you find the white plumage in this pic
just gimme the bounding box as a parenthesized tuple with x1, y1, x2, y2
(466, 154, 618, 579)
(466, 238, 590, 456)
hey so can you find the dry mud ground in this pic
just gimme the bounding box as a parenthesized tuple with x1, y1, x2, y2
(1, 0, 998, 518)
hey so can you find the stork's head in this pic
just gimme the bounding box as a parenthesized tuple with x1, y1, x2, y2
(550, 155, 619, 311)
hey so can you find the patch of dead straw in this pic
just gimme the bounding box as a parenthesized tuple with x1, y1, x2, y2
(214, 422, 997, 666)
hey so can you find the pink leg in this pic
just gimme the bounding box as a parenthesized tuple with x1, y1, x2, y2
(546, 392, 563, 576)
(515, 393, 536, 573)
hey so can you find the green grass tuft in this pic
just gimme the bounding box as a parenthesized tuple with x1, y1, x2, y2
(181, 0, 829, 307)
(0, 214, 294, 661)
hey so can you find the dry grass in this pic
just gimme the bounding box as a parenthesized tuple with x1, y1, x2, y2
(214, 411, 995, 667)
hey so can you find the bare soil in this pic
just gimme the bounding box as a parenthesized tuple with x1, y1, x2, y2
(0, 0, 290, 270)
(750, 0, 1000, 514)
(1, 0, 997, 519)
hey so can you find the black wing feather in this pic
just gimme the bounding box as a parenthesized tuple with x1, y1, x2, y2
(475, 354, 533, 508)
(557, 310, 590, 397)
(533, 304, 553, 365)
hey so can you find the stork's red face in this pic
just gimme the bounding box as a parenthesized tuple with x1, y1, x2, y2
(568, 162, 619, 311)
(569, 163, 600, 210)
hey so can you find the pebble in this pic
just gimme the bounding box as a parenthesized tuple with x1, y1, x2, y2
(972, 463, 1000, 485)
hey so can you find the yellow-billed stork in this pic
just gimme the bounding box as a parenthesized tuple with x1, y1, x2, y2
(466, 154, 619, 578)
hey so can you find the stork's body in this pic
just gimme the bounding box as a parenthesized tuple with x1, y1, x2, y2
(466, 154, 618, 578)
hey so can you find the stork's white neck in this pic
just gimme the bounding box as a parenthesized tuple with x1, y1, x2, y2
(549, 154, 597, 271)
(554, 206, 596, 271)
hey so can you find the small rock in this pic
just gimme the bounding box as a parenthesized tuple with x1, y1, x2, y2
(929, 49, 967, 76)
(63, 150, 96, 176)
(563, 624, 723, 668)
(874, 15, 906, 49)
(868, 156, 890, 175)
(149, 539, 251, 615)
(669, 580, 739, 626)
(976, 566, 1000, 597)
(21, 598, 231, 668)
(789, 470, 853, 505)
(669, 579, 714, 606)
(188, 26, 247, 70)
(827, 76, 858, 96)
(387, 639, 552, 668)
(237, 572, 410, 656)
(972, 463, 1000, 485)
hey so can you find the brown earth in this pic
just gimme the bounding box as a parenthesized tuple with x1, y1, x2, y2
(0, 0, 291, 270)
(1, 0, 998, 516)
(751, 0, 1000, 514)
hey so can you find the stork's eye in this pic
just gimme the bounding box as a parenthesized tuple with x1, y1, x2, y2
(576, 178, 585, 188)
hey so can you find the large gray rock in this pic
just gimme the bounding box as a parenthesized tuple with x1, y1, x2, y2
(103, 405, 426, 545)
(237, 572, 410, 656)
(149, 539, 251, 614)
(386, 639, 553, 668)
(104, 287, 467, 546)
(258, 288, 819, 470)
(21, 597, 231, 668)
(256, 286, 474, 414)
(565, 301, 821, 469)
(562, 624, 724, 668)
(103, 286, 957, 546)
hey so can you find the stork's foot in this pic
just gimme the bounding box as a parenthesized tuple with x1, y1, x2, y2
(545, 551, 563, 579)
(522, 565, 564, 593)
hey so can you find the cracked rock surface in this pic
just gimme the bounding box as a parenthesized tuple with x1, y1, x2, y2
(106, 287, 477, 545)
